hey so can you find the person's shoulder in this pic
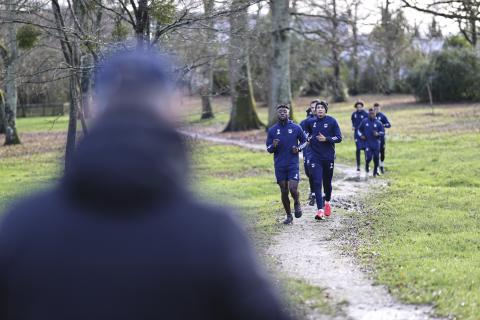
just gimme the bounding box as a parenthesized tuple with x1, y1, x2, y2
(180, 199, 248, 239)
(327, 115, 338, 123)
(268, 123, 279, 133)
(291, 121, 303, 130)
(0, 189, 59, 243)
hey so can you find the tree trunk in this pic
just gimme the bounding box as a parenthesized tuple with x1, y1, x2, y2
(350, 2, 360, 95)
(200, 0, 215, 120)
(268, 0, 293, 127)
(3, 0, 21, 145)
(65, 71, 80, 171)
(330, 0, 347, 102)
(224, 0, 263, 131)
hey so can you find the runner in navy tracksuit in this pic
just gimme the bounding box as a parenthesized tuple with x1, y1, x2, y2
(358, 108, 385, 177)
(266, 104, 307, 225)
(299, 100, 319, 206)
(351, 101, 368, 176)
(305, 101, 342, 220)
(373, 102, 391, 174)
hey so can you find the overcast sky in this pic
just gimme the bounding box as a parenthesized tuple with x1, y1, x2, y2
(252, 0, 458, 37)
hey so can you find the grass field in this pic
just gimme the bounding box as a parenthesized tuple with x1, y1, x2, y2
(184, 94, 480, 319)
(1, 95, 479, 319)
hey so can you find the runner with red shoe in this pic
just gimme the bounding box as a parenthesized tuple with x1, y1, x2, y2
(305, 101, 342, 220)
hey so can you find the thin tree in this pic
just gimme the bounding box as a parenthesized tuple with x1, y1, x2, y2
(268, 0, 293, 126)
(402, 0, 480, 47)
(200, 0, 215, 120)
(51, 0, 82, 170)
(0, 0, 21, 145)
(224, 0, 263, 131)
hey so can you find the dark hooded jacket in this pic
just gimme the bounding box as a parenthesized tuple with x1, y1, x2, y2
(0, 105, 290, 320)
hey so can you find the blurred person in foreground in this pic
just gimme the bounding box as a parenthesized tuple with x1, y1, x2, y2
(0, 49, 291, 320)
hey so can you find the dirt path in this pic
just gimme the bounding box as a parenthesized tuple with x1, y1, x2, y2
(183, 131, 439, 320)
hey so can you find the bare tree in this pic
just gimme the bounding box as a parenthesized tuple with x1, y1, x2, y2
(294, 0, 349, 102)
(51, 0, 82, 170)
(268, 0, 293, 126)
(402, 0, 480, 46)
(200, 0, 215, 119)
(347, 0, 361, 95)
(371, 0, 411, 94)
(224, 0, 263, 131)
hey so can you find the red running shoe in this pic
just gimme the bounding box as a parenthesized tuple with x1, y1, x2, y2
(315, 209, 325, 220)
(324, 202, 331, 217)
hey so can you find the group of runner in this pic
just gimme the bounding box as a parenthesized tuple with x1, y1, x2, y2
(352, 101, 391, 178)
(266, 99, 391, 225)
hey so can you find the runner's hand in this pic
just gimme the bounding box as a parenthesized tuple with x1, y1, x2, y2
(316, 134, 327, 142)
(292, 146, 299, 154)
(360, 135, 366, 140)
(273, 139, 280, 147)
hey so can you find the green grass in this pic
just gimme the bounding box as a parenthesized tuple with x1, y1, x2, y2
(16, 115, 69, 132)
(191, 142, 287, 238)
(354, 133, 480, 320)
(185, 95, 480, 319)
(0, 152, 61, 211)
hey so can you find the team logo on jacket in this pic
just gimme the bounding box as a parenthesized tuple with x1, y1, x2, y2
(374, 124, 377, 128)
(324, 123, 328, 128)
(313, 122, 317, 128)
(288, 129, 293, 134)
(366, 123, 369, 127)
(361, 115, 364, 118)
(277, 129, 281, 135)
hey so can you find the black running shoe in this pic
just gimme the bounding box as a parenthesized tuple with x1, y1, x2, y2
(308, 194, 316, 206)
(294, 203, 302, 218)
(380, 166, 384, 174)
(283, 214, 293, 225)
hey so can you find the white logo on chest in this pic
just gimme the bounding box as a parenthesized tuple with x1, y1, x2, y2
(324, 123, 328, 128)
(288, 129, 293, 134)
(374, 124, 377, 128)
(366, 123, 369, 127)
(313, 122, 317, 128)
(277, 129, 281, 135)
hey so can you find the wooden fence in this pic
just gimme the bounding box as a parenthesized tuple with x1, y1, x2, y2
(17, 103, 68, 118)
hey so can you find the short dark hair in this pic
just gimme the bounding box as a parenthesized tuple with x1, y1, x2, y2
(354, 100, 364, 108)
(368, 108, 374, 112)
(373, 102, 380, 107)
(310, 99, 320, 105)
(315, 100, 328, 113)
(276, 104, 290, 110)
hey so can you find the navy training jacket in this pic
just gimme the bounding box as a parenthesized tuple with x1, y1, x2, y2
(305, 115, 342, 162)
(351, 110, 368, 138)
(358, 117, 385, 149)
(375, 112, 391, 141)
(266, 120, 306, 168)
(299, 115, 314, 161)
